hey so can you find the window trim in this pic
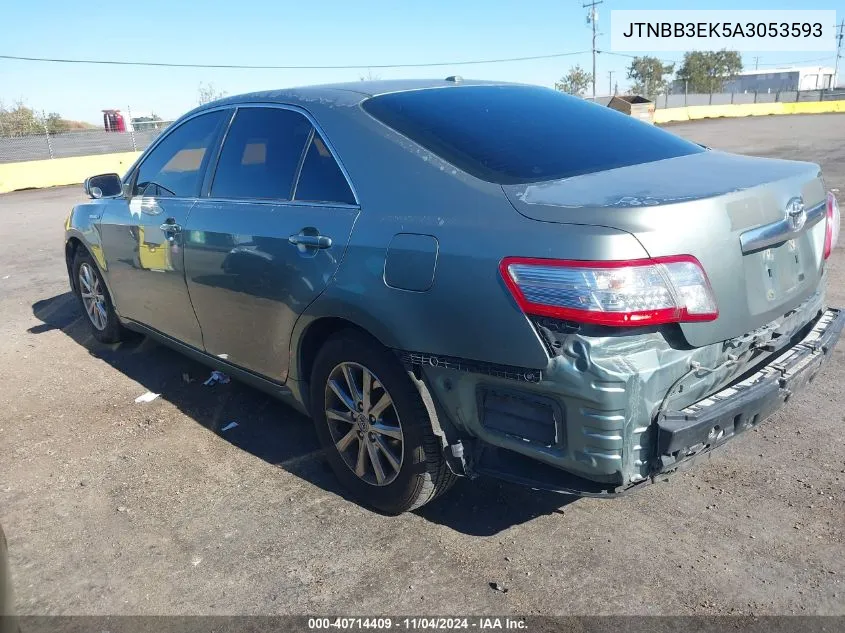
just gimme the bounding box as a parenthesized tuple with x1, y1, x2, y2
(203, 102, 360, 208)
(292, 128, 359, 207)
(289, 127, 316, 202)
(199, 108, 237, 197)
(124, 105, 234, 201)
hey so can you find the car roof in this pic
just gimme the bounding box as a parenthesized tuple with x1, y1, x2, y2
(193, 78, 520, 112)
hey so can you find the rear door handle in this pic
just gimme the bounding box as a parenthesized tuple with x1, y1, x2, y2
(160, 218, 182, 241)
(288, 233, 332, 249)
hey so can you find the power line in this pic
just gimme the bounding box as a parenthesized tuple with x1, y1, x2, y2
(756, 56, 833, 66)
(0, 50, 589, 70)
(597, 51, 676, 63)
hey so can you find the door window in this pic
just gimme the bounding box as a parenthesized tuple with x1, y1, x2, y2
(210, 107, 312, 200)
(133, 110, 227, 197)
(294, 132, 356, 205)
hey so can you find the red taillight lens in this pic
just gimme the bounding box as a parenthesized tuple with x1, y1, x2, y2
(499, 255, 719, 326)
(824, 191, 840, 260)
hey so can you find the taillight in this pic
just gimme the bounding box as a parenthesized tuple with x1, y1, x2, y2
(499, 255, 718, 326)
(824, 191, 840, 260)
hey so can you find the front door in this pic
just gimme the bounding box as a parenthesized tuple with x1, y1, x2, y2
(184, 106, 359, 381)
(99, 109, 230, 348)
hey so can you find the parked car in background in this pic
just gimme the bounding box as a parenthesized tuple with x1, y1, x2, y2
(65, 79, 842, 513)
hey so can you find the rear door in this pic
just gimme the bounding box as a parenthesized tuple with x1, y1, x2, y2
(184, 105, 359, 381)
(99, 109, 229, 348)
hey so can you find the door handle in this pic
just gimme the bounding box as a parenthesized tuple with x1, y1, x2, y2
(288, 233, 332, 249)
(160, 218, 182, 241)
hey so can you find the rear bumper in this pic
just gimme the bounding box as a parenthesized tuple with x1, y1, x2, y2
(422, 306, 843, 496)
(655, 307, 844, 472)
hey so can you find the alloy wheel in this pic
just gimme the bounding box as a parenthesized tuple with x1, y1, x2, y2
(324, 362, 404, 486)
(78, 262, 108, 331)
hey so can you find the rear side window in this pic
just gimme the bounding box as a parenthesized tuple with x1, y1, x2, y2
(211, 107, 312, 199)
(362, 85, 705, 185)
(294, 132, 356, 204)
(134, 110, 226, 197)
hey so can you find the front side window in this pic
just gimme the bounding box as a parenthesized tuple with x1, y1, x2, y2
(134, 110, 226, 197)
(294, 132, 356, 204)
(211, 107, 312, 200)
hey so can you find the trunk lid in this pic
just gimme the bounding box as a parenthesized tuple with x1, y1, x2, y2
(503, 150, 828, 347)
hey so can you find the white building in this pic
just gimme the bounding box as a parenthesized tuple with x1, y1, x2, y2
(723, 66, 835, 93)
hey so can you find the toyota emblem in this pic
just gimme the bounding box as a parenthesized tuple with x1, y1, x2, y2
(786, 197, 806, 231)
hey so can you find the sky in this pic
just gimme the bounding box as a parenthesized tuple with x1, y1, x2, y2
(0, 0, 840, 123)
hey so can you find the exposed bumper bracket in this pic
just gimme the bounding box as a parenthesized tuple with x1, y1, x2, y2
(656, 308, 844, 471)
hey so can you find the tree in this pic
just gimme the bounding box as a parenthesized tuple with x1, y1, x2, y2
(44, 112, 70, 134)
(0, 102, 40, 136)
(132, 113, 164, 132)
(555, 65, 592, 96)
(198, 82, 227, 105)
(359, 69, 381, 81)
(0, 101, 94, 136)
(626, 56, 675, 99)
(677, 50, 743, 94)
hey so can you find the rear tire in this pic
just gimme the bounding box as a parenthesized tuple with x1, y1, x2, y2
(72, 250, 126, 344)
(310, 330, 456, 514)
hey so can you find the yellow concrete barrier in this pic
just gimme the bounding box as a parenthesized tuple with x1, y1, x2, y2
(654, 99, 845, 124)
(0, 151, 141, 194)
(782, 100, 845, 115)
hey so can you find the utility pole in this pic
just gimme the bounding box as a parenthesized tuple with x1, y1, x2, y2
(608, 70, 614, 96)
(753, 56, 760, 70)
(835, 20, 844, 89)
(584, 0, 603, 98)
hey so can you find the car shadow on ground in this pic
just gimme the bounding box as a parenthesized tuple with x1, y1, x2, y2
(30, 292, 575, 535)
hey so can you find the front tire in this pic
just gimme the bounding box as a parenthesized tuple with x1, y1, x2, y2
(310, 331, 455, 514)
(72, 250, 126, 344)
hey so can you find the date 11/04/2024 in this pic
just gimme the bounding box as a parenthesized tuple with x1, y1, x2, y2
(308, 618, 528, 630)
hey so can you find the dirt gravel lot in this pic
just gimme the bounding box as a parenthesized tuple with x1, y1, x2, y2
(1, 114, 844, 616)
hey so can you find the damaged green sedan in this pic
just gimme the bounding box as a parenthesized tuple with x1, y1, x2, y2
(64, 79, 843, 513)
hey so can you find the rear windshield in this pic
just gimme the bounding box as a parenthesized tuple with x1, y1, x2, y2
(362, 85, 705, 185)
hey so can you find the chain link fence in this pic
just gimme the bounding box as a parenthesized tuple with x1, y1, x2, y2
(0, 121, 173, 164)
(653, 88, 845, 109)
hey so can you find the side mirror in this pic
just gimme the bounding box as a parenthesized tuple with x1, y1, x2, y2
(83, 173, 123, 199)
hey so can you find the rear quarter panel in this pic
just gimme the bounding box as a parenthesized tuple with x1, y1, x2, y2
(289, 102, 651, 376)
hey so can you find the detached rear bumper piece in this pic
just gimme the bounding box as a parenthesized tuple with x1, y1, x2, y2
(656, 308, 844, 472)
